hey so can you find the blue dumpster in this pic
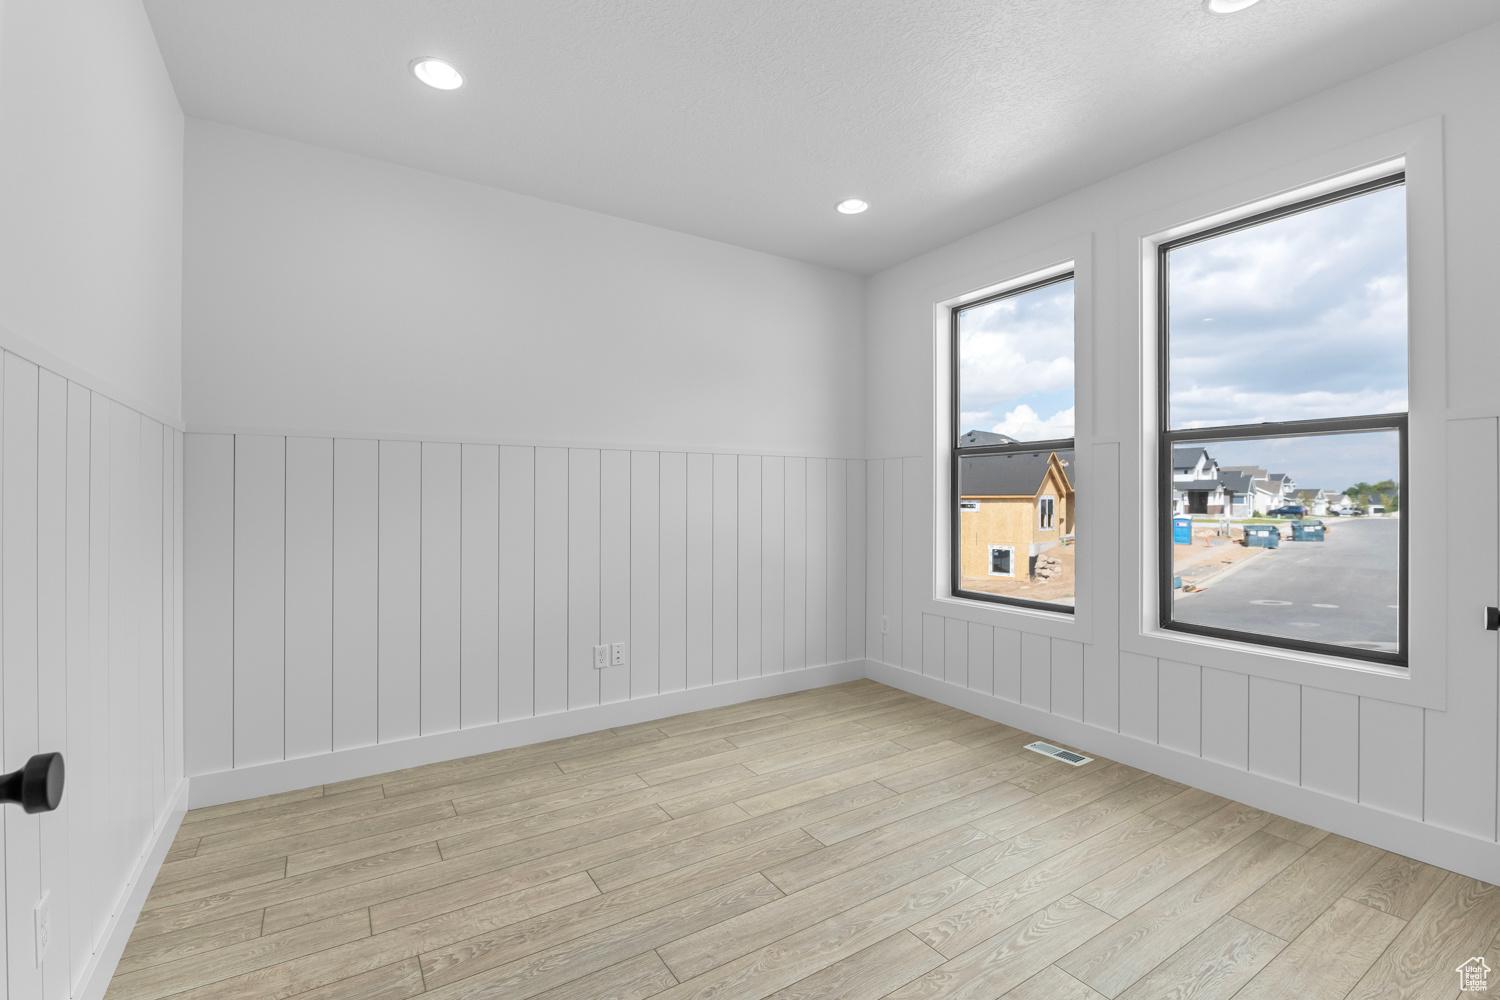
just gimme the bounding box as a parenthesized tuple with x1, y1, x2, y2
(1172, 517, 1192, 545)
(1291, 521, 1325, 542)
(1244, 524, 1280, 548)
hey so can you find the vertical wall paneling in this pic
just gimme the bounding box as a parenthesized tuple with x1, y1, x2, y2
(377, 440, 422, 741)
(4, 354, 43, 1000)
(882, 459, 903, 667)
(736, 455, 762, 679)
(496, 445, 534, 721)
(111, 403, 145, 856)
(711, 453, 738, 684)
(420, 442, 462, 734)
(1248, 676, 1301, 787)
(459, 444, 500, 728)
(993, 626, 1021, 703)
(784, 457, 807, 671)
(1157, 659, 1202, 757)
(65, 383, 93, 986)
(1360, 698, 1425, 820)
(284, 437, 334, 759)
(865, 461, 883, 660)
(175, 429, 186, 787)
(233, 435, 286, 766)
(921, 614, 944, 678)
(600, 450, 631, 704)
(88, 396, 114, 893)
(901, 458, 923, 671)
(533, 447, 569, 715)
(1427, 417, 1499, 839)
(1201, 667, 1249, 769)
(1020, 631, 1051, 711)
(1084, 443, 1121, 731)
(567, 449, 602, 710)
(1301, 687, 1360, 802)
(629, 451, 661, 699)
(943, 617, 968, 688)
(1118, 652, 1159, 744)
(760, 456, 785, 676)
(685, 453, 713, 689)
(806, 457, 828, 668)
(845, 460, 865, 660)
(658, 452, 688, 694)
(331, 439, 379, 750)
(1051, 639, 1084, 722)
(140, 417, 166, 820)
(827, 460, 847, 664)
(165, 424, 179, 790)
(967, 622, 993, 695)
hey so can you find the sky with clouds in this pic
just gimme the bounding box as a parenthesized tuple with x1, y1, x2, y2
(958, 278, 1074, 442)
(1168, 183, 1407, 488)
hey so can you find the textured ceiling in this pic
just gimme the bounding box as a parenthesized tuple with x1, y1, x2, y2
(144, 0, 1500, 274)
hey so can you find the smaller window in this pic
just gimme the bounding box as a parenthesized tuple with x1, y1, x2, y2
(989, 546, 1014, 577)
(1038, 496, 1055, 531)
(959, 500, 980, 512)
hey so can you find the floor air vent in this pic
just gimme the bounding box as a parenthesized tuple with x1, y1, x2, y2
(1024, 741, 1092, 766)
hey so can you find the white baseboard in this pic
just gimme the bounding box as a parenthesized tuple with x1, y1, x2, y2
(186, 660, 867, 808)
(865, 660, 1500, 887)
(77, 779, 189, 1000)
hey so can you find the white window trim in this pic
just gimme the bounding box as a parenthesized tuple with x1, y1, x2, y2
(988, 545, 1015, 578)
(925, 234, 1096, 644)
(1120, 117, 1446, 710)
(1038, 494, 1056, 531)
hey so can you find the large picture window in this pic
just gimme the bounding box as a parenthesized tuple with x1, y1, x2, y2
(1159, 175, 1407, 665)
(953, 273, 1076, 611)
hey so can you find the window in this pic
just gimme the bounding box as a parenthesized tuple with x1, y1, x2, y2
(953, 273, 1075, 610)
(1159, 175, 1406, 665)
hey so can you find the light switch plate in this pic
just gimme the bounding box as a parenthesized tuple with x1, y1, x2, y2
(611, 642, 627, 666)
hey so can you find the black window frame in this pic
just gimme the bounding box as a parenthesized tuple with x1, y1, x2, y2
(1156, 174, 1408, 667)
(951, 271, 1077, 614)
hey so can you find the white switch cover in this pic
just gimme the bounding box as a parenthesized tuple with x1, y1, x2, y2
(593, 644, 608, 669)
(35, 891, 50, 967)
(611, 642, 627, 666)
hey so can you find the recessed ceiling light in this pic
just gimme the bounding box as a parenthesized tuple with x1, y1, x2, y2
(411, 58, 463, 90)
(1203, 0, 1262, 12)
(836, 199, 869, 215)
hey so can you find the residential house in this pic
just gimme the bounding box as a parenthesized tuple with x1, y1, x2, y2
(960, 450, 1074, 579)
(1294, 488, 1331, 515)
(1172, 445, 1230, 514)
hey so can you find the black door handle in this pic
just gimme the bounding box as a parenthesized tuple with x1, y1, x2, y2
(0, 753, 64, 813)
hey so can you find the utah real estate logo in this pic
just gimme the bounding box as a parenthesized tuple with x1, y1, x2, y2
(1458, 956, 1490, 992)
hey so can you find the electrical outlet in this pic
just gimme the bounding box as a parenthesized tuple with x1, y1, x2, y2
(881, 615, 889, 635)
(611, 642, 627, 666)
(593, 644, 608, 669)
(34, 891, 50, 967)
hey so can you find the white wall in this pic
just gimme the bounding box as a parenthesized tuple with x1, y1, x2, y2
(0, 4, 187, 998)
(863, 23, 1500, 884)
(182, 120, 865, 458)
(0, 0, 184, 423)
(183, 434, 866, 804)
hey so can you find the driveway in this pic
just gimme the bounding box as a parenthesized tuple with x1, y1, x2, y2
(1173, 518, 1399, 650)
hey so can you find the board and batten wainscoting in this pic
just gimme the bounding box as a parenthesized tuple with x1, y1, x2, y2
(183, 434, 869, 807)
(0, 348, 186, 1000)
(862, 446, 1500, 888)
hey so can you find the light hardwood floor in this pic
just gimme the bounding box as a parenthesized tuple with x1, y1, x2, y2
(109, 680, 1500, 1000)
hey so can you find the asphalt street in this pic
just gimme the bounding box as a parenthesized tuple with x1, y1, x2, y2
(1174, 518, 1400, 650)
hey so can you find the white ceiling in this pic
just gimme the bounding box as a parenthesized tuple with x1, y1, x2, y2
(143, 0, 1499, 274)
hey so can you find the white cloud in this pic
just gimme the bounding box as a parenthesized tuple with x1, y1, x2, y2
(993, 404, 1074, 441)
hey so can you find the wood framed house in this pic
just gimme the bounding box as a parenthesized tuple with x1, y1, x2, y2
(959, 450, 1075, 579)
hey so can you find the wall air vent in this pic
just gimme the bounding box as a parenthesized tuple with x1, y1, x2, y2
(1023, 741, 1092, 766)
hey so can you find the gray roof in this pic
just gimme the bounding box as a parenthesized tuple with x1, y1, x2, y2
(961, 450, 1073, 497)
(958, 430, 1021, 447)
(1172, 446, 1209, 472)
(1218, 471, 1255, 494)
(1220, 465, 1268, 481)
(1269, 473, 1291, 483)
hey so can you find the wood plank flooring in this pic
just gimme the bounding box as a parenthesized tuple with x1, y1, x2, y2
(109, 680, 1500, 1000)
